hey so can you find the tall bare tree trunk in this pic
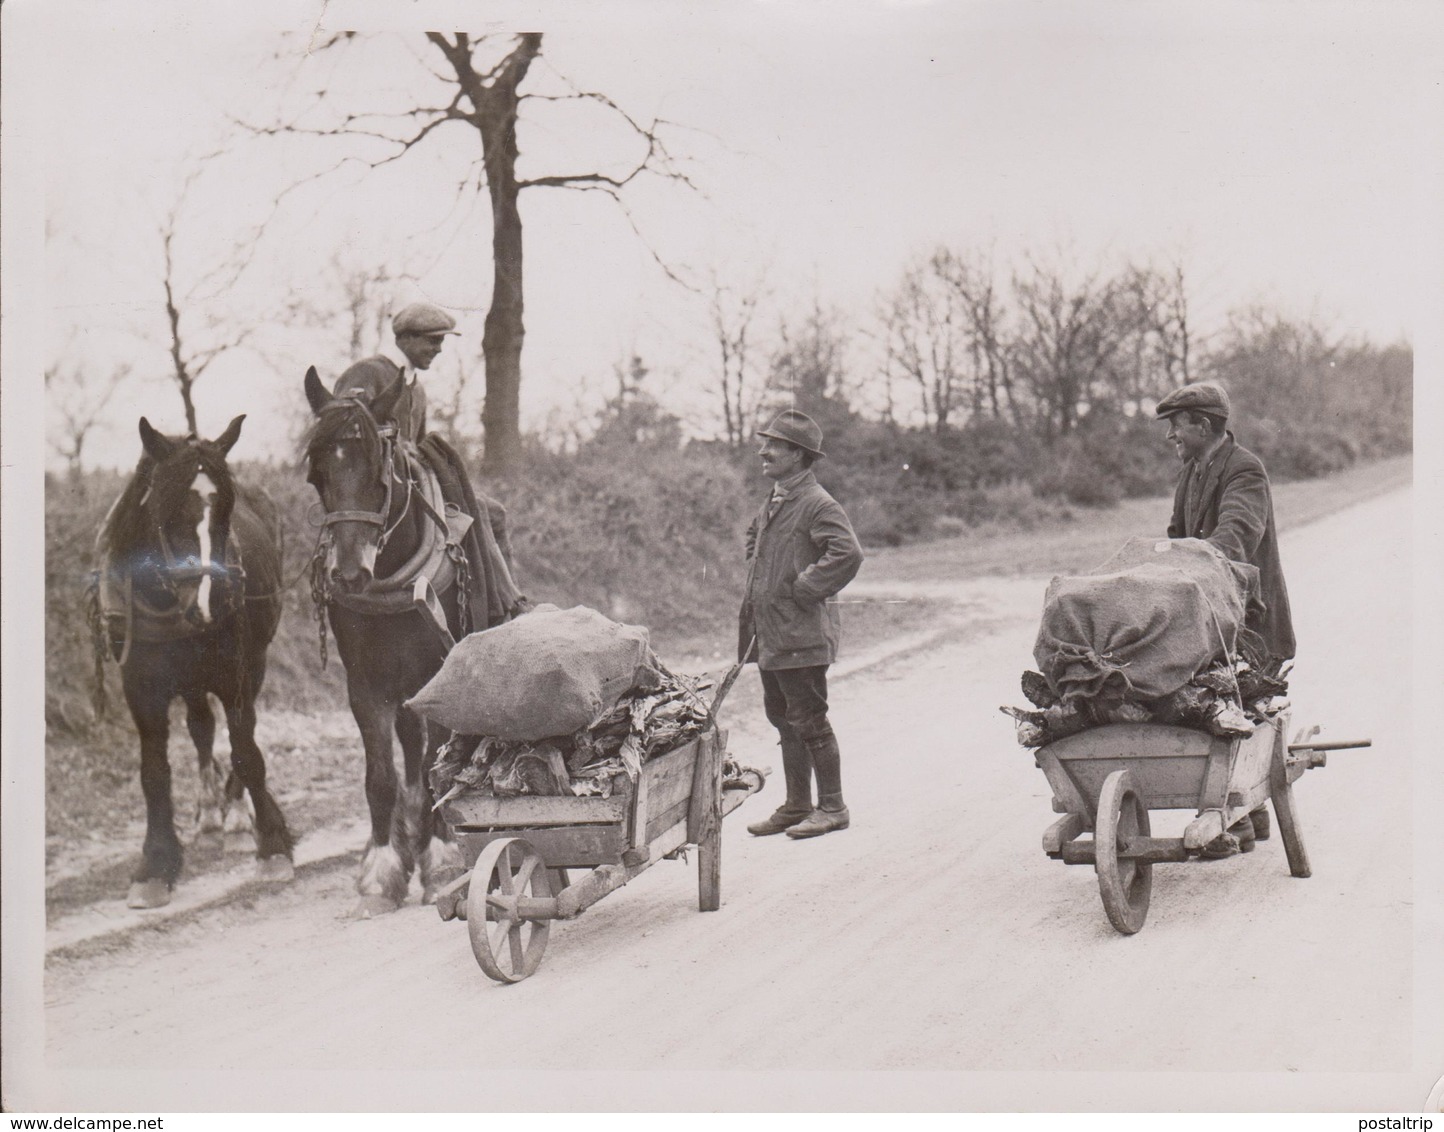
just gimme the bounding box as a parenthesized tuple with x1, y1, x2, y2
(475, 34, 540, 473)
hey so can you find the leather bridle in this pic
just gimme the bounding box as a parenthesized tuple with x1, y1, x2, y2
(314, 418, 415, 555)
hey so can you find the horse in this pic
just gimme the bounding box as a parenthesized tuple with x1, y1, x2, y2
(301, 365, 479, 917)
(89, 416, 295, 908)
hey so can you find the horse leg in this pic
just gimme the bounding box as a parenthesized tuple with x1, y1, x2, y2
(219, 765, 258, 851)
(123, 676, 182, 908)
(404, 713, 464, 906)
(349, 686, 411, 917)
(221, 693, 295, 884)
(399, 709, 463, 905)
(184, 692, 226, 849)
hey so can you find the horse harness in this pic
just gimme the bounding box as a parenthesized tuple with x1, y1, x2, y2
(88, 514, 251, 659)
(307, 419, 474, 667)
(85, 496, 254, 719)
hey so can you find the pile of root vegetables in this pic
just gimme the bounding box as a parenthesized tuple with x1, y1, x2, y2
(430, 666, 761, 805)
(1002, 657, 1292, 749)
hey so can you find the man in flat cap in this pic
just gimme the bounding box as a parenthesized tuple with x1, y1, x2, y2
(740, 409, 864, 840)
(1157, 380, 1295, 854)
(331, 300, 527, 629)
(332, 301, 461, 445)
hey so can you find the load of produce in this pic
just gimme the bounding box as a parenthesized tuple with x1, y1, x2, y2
(1002, 537, 1292, 748)
(407, 604, 664, 740)
(409, 605, 762, 805)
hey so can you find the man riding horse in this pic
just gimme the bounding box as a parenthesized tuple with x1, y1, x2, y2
(333, 301, 526, 632)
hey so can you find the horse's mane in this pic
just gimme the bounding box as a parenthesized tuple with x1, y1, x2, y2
(98, 455, 157, 560)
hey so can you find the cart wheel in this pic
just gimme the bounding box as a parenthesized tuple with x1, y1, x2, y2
(466, 837, 552, 983)
(1095, 768, 1153, 935)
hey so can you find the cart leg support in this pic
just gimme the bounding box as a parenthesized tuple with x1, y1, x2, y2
(688, 730, 724, 912)
(1270, 749, 1312, 879)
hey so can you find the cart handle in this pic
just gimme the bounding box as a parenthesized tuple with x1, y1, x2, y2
(707, 660, 746, 726)
(1288, 739, 1372, 752)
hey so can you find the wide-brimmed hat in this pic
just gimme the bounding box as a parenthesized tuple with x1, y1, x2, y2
(392, 302, 460, 338)
(1155, 381, 1231, 421)
(757, 409, 825, 458)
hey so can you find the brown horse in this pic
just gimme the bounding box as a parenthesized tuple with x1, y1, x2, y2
(302, 366, 472, 916)
(91, 416, 294, 908)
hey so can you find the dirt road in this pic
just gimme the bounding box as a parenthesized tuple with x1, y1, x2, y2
(29, 485, 1441, 1111)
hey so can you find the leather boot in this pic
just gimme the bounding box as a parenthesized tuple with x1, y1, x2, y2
(787, 723, 849, 839)
(747, 807, 812, 836)
(747, 736, 813, 836)
(1249, 808, 1271, 841)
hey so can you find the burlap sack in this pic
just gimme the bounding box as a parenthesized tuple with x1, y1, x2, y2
(1033, 537, 1261, 704)
(407, 605, 663, 739)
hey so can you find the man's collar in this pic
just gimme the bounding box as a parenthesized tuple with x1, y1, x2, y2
(771, 467, 813, 497)
(1192, 431, 1233, 469)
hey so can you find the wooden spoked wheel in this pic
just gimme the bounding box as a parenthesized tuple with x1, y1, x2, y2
(466, 837, 553, 983)
(1095, 769, 1153, 935)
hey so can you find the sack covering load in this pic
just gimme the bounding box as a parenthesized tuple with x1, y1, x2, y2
(1033, 537, 1261, 704)
(407, 604, 663, 740)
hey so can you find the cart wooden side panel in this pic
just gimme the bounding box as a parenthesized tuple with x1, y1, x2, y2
(1037, 724, 1221, 820)
(438, 729, 731, 871)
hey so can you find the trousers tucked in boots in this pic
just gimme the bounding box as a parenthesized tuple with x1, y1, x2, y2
(749, 665, 849, 837)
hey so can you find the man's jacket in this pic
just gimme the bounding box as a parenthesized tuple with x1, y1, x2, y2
(332, 356, 523, 630)
(332, 356, 428, 443)
(1168, 433, 1296, 660)
(738, 470, 863, 670)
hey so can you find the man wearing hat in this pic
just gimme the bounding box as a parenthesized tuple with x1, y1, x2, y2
(1156, 380, 1295, 663)
(1157, 380, 1295, 856)
(331, 300, 528, 629)
(332, 300, 462, 444)
(740, 409, 864, 840)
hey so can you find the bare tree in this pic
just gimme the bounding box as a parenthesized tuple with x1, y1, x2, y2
(1124, 260, 1195, 400)
(878, 250, 970, 433)
(1010, 256, 1154, 440)
(158, 170, 260, 435)
(933, 250, 1017, 423)
(709, 276, 767, 449)
(424, 348, 485, 457)
(591, 354, 682, 449)
(277, 252, 399, 369)
(45, 359, 130, 480)
(249, 32, 697, 472)
(768, 297, 851, 420)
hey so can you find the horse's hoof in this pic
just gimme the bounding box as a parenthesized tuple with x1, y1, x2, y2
(191, 829, 225, 851)
(126, 880, 173, 909)
(348, 894, 401, 920)
(422, 867, 465, 906)
(255, 856, 295, 883)
(223, 830, 255, 854)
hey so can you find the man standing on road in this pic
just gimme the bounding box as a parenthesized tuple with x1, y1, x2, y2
(1157, 380, 1296, 855)
(740, 410, 864, 840)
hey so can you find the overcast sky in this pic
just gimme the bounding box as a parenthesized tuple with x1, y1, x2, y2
(6, 0, 1443, 469)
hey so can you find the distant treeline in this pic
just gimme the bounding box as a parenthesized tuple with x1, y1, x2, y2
(45, 270, 1411, 741)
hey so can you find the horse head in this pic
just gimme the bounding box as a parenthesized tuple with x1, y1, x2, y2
(133, 415, 244, 625)
(303, 365, 410, 593)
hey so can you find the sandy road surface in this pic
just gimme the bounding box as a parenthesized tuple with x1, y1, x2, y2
(28, 486, 1442, 1111)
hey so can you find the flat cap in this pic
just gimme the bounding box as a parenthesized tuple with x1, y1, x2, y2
(1155, 381, 1231, 420)
(758, 408, 825, 458)
(391, 302, 460, 338)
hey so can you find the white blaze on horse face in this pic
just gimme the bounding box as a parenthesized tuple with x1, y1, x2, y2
(194, 471, 217, 622)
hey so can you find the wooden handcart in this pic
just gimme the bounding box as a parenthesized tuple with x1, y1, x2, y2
(1036, 714, 1369, 934)
(433, 725, 765, 982)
